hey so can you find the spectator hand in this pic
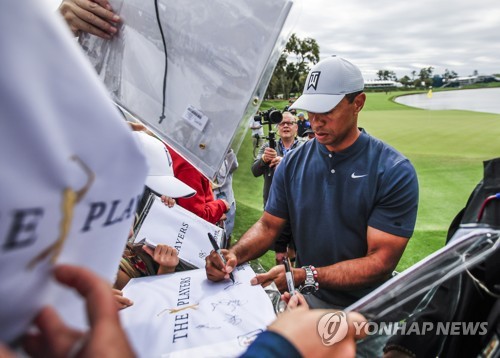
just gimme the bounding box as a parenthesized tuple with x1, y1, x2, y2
(261, 147, 277, 164)
(269, 156, 282, 168)
(143, 244, 179, 275)
(23, 264, 134, 358)
(0, 344, 15, 358)
(112, 288, 133, 310)
(205, 249, 237, 282)
(59, 0, 120, 39)
(267, 309, 367, 358)
(281, 291, 309, 310)
(161, 195, 175, 208)
(221, 199, 230, 213)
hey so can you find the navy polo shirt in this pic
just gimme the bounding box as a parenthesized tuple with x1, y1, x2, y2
(265, 129, 419, 306)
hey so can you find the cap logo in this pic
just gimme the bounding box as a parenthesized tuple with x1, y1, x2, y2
(307, 71, 321, 91)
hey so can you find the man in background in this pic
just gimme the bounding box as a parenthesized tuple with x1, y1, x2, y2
(296, 112, 311, 137)
(251, 112, 302, 264)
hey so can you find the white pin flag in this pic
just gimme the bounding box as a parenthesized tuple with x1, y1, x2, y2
(0, 1, 147, 343)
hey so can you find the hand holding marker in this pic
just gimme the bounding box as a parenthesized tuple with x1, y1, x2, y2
(208, 233, 235, 283)
(283, 256, 295, 296)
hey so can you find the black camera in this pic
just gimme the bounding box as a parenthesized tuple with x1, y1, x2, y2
(257, 107, 282, 149)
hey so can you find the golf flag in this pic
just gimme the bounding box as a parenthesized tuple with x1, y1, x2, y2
(0, 0, 148, 343)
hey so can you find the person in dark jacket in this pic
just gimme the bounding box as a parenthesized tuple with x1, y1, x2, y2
(251, 112, 302, 264)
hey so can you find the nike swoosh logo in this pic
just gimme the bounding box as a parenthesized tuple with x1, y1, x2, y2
(351, 173, 368, 179)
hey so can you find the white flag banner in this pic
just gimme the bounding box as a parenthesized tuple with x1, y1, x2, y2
(0, 1, 147, 343)
(120, 264, 276, 357)
(134, 196, 224, 268)
(79, 0, 294, 179)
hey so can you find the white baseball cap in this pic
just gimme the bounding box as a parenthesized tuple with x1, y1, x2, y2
(134, 132, 196, 198)
(290, 56, 364, 113)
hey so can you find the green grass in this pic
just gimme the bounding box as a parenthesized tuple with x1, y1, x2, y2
(232, 92, 500, 272)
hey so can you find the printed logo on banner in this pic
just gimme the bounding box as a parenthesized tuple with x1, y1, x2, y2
(26, 156, 94, 269)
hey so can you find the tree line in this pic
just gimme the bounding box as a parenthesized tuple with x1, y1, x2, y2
(266, 33, 490, 98)
(377, 67, 460, 88)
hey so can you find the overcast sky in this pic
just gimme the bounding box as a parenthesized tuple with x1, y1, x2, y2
(47, 0, 499, 80)
(288, 0, 500, 79)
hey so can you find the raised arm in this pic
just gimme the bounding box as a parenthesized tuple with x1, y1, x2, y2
(251, 143, 273, 177)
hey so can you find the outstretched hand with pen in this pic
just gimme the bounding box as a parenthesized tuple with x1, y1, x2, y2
(250, 265, 287, 291)
(250, 263, 306, 293)
(205, 233, 237, 282)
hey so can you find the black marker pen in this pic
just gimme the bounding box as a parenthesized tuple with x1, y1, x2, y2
(208, 233, 234, 283)
(283, 256, 295, 296)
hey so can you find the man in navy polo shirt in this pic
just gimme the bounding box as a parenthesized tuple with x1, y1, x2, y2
(206, 56, 419, 309)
